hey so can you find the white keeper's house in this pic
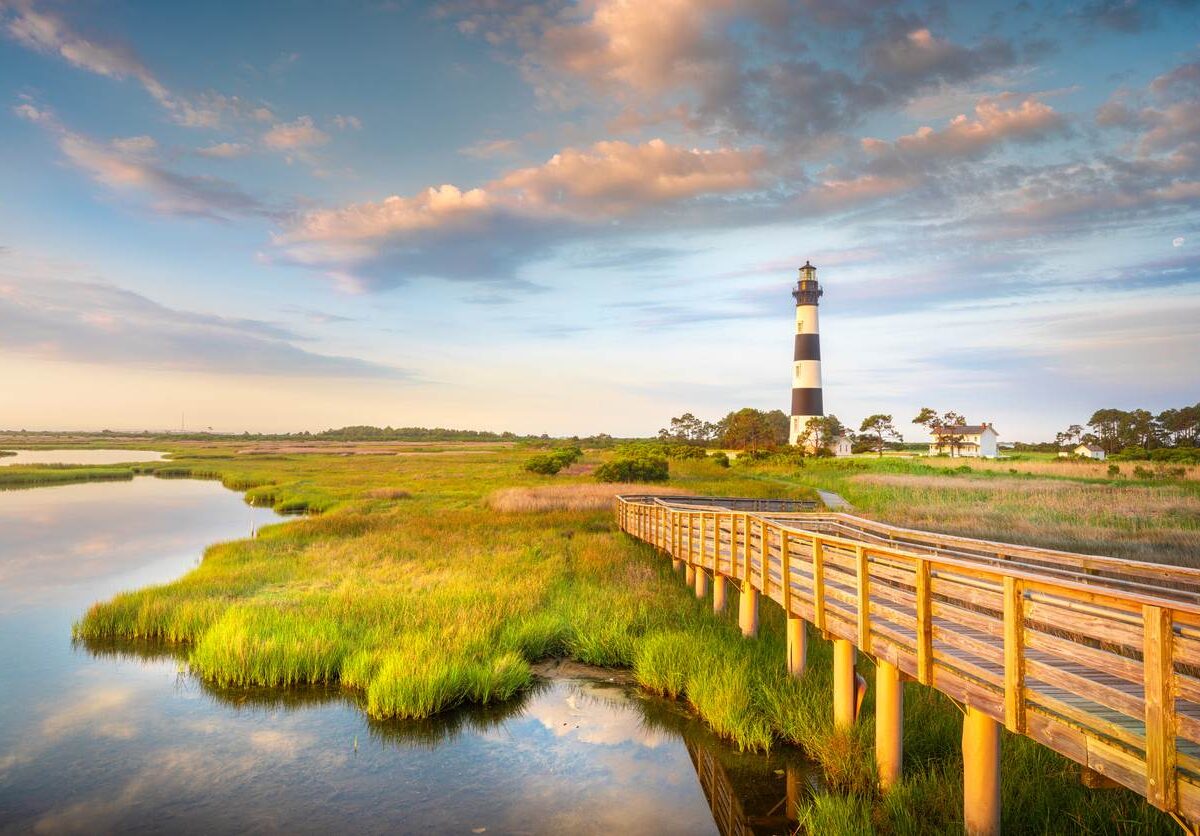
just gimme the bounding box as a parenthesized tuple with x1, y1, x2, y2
(1074, 443, 1107, 460)
(928, 422, 1000, 458)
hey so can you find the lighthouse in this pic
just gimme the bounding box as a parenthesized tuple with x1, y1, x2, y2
(789, 261, 823, 446)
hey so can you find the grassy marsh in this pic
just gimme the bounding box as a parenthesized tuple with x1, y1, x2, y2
(55, 443, 1192, 833)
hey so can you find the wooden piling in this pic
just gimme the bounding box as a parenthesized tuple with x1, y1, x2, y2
(963, 705, 1001, 836)
(876, 658, 903, 789)
(786, 617, 807, 677)
(739, 585, 759, 637)
(713, 575, 727, 613)
(833, 639, 857, 727)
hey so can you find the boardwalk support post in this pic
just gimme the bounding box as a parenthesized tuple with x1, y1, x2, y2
(694, 568, 708, 599)
(963, 706, 1001, 836)
(786, 617, 807, 677)
(713, 575, 727, 613)
(833, 639, 857, 727)
(685, 563, 695, 585)
(739, 586, 759, 637)
(876, 658, 903, 788)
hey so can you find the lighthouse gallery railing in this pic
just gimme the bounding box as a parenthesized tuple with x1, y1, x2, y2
(616, 493, 1200, 827)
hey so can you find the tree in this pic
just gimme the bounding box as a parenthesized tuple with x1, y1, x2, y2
(797, 415, 844, 455)
(717, 408, 778, 452)
(1088, 409, 1126, 454)
(657, 413, 716, 446)
(914, 408, 967, 456)
(860, 414, 902, 457)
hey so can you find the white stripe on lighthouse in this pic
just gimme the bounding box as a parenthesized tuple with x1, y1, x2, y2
(793, 360, 822, 389)
(796, 306, 820, 334)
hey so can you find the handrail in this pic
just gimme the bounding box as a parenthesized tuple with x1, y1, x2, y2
(614, 493, 1200, 829)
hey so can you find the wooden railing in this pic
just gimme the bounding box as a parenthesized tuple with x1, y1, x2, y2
(616, 494, 1200, 833)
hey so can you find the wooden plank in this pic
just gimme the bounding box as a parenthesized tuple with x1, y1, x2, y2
(1144, 604, 1178, 811)
(1005, 576, 1027, 734)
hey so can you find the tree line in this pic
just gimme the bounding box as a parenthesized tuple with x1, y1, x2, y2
(1053, 405, 1200, 455)
(658, 409, 904, 456)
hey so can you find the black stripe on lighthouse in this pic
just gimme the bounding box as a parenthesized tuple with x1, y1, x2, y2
(792, 388, 823, 416)
(794, 334, 821, 361)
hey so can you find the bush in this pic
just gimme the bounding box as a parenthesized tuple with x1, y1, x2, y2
(594, 456, 669, 483)
(524, 454, 565, 475)
(710, 451, 730, 468)
(1133, 465, 1153, 479)
(1107, 464, 1120, 478)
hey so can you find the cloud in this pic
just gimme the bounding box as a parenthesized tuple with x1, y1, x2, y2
(1175, 236, 1186, 247)
(862, 95, 1066, 161)
(3, 0, 169, 102)
(0, 274, 408, 378)
(195, 141, 252, 159)
(15, 102, 272, 220)
(459, 138, 519, 159)
(262, 115, 330, 150)
(439, 2, 1021, 143)
(274, 138, 768, 285)
(1, 2, 299, 137)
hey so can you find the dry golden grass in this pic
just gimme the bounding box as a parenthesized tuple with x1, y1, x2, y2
(849, 473, 1200, 564)
(913, 456, 1200, 481)
(486, 483, 689, 512)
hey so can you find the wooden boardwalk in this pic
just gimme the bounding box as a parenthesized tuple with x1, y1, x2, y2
(616, 493, 1200, 833)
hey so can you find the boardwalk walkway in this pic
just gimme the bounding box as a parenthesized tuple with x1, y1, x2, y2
(616, 493, 1200, 834)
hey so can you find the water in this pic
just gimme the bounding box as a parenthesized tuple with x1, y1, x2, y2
(0, 478, 811, 834)
(0, 449, 166, 467)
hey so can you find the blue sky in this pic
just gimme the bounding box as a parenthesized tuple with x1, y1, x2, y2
(1, 0, 1197, 439)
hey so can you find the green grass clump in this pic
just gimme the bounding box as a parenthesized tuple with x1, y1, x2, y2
(0, 465, 134, 489)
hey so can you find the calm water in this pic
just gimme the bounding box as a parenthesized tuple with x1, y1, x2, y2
(0, 478, 811, 834)
(0, 449, 166, 467)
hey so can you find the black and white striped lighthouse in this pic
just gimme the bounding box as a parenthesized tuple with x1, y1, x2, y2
(789, 261, 823, 446)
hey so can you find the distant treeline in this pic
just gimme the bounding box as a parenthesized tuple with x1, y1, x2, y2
(1050, 404, 1200, 455)
(0, 426, 627, 447)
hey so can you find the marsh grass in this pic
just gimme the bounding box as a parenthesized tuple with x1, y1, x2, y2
(0, 465, 135, 488)
(487, 482, 687, 512)
(61, 443, 1182, 832)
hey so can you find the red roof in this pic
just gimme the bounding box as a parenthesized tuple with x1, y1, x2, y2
(931, 424, 997, 435)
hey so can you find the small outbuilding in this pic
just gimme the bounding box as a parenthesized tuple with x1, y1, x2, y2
(1074, 443, 1106, 460)
(832, 436, 853, 457)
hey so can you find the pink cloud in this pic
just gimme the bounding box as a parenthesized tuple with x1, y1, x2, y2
(276, 138, 767, 264)
(863, 95, 1065, 160)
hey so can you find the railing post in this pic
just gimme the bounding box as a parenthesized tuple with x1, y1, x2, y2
(916, 559, 933, 686)
(856, 545, 871, 651)
(812, 537, 826, 633)
(1003, 576, 1026, 734)
(1143, 604, 1178, 812)
(833, 639, 857, 727)
(963, 706, 1001, 836)
(672, 511, 683, 574)
(876, 658, 903, 789)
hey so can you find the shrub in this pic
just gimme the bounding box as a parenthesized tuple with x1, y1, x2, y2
(1107, 464, 1120, 478)
(1133, 465, 1153, 479)
(524, 454, 564, 475)
(710, 451, 730, 468)
(594, 456, 669, 483)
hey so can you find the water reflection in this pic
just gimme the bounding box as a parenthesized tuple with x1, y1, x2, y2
(0, 478, 813, 835)
(0, 449, 166, 467)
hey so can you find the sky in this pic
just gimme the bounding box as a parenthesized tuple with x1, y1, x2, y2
(0, 0, 1197, 440)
